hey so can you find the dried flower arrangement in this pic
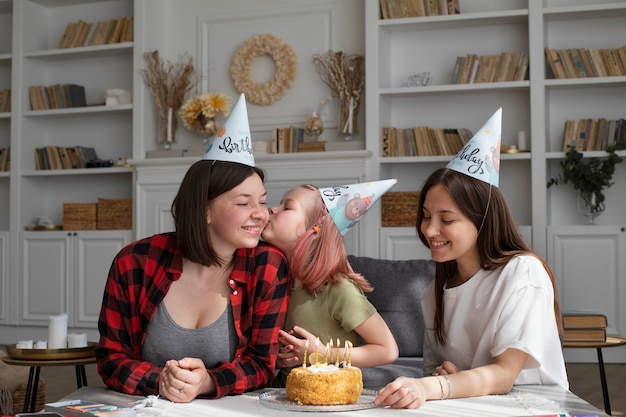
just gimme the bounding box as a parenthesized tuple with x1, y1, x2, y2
(140, 50, 199, 145)
(180, 93, 232, 141)
(312, 51, 365, 136)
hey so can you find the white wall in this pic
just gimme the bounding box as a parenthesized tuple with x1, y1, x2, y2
(138, 0, 365, 154)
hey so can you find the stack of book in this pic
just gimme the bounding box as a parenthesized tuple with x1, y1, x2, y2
(57, 16, 134, 49)
(562, 310, 608, 342)
(270, 126, 321, 153)
(544, 46, 626, 79)
(379, 0, 460, 19)
(0, 147, 9, 172)
(34, 145, 98, 170)
(562, 118, 626, 152)
(381, 126, 471, 157)
(0, 89, 10, 113)
(28, 84, 86, 111)
(452, 51, 529, 84)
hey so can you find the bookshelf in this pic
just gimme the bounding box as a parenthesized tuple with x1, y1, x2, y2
(364, 0, 626, 361)
(0, 0, 140, 332)
(0, 0, 13, 327)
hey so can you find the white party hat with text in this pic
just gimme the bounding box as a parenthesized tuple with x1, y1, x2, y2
(203, 93, 255, 167)
(319, 179, 397, 236)
(445, 107, 501, 187)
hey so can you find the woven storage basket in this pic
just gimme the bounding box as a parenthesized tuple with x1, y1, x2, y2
(381, 192, 420, 227)
(12, 380, 46, 415)
(63, 203, 97, 230)
(97, 198, 132, 230)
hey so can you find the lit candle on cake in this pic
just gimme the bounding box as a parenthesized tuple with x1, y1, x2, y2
(303, 339, 309, 368)
(347, 341, 353, 366)
(335, 338, 340, 366)
(314, 337, 320, 364)
(325, 342, 330, 365)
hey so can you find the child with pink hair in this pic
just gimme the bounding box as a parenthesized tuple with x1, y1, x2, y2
(261, 183, 399, 387)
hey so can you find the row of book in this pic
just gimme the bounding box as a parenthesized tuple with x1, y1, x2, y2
(381, 126, 472, 157)
(562, 310, 608, 343)
(0, 89, 10, 113)
(453, 52, 529, 84)
(562, 118, 626, 152)
(28, 84, 87, 111)
(58, 16, 134, 49)
(380, 0, 460, 19)
(270, 126, 326, 153)
(545, 46, 626, 79)
(34, 146, 99, 170)
(0, 147, 10, 172)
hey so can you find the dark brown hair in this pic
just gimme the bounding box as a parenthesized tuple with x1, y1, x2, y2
(416, 168, 563, 345)
(171, 160, 266, 266)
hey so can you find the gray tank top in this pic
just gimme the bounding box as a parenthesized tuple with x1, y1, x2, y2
(142, 301, 237, 368)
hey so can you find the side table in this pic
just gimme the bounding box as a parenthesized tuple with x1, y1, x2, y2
(563, 335, 626, 416)
(1, 355, 97, 413)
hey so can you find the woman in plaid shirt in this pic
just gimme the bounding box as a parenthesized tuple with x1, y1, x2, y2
(95, 160, 290, 401)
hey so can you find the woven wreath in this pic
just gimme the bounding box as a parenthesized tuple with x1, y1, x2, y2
(230, 34, 297, 106)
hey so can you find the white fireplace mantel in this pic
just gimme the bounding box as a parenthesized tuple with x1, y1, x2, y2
(130, 150, 374, 255)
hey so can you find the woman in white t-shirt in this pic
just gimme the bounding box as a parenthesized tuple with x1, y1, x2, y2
(375, 167, 568, 409)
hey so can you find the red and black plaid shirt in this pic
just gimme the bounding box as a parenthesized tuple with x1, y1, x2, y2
(95, 233, 290, 398)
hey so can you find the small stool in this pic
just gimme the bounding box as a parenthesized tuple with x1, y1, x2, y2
(1, 356, 96, 413)
(563, 335, 626, 416)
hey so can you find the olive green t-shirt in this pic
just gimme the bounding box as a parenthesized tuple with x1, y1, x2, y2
(275, 277, 376, 386)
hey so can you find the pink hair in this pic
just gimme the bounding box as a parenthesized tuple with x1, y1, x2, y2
(289, 185, 373, 296)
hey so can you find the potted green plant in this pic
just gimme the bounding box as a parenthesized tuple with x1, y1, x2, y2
(547, 145, 623, 223)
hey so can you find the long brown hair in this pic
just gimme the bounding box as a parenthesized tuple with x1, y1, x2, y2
(289, 185, 372, 296)
(171, 160, 266, 267)
(416, 168, 563, 345)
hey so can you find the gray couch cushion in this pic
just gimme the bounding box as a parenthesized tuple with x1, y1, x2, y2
(348, 255, 435, 387)
(361, 357, 425, 388)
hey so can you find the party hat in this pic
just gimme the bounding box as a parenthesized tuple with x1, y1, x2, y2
(445, 108, 502, 187)
(203, 93, 255, 167)
(319, 179, 397, 236)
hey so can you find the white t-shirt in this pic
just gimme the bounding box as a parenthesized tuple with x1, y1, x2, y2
(421, 255, 569, 389)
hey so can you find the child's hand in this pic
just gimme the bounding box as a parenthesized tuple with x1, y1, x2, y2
(431, 360, 459, 376)
(277, 329, 299, 368)
(277, 326, 317, 367)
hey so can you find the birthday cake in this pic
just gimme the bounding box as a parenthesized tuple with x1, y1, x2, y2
(285, 364, 363, 405)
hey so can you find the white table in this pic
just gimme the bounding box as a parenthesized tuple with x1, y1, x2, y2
(52, 385, 608, 417)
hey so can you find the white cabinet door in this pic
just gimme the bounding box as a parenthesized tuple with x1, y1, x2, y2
(21, 230, 131, 327)
(379, 228, 431, 261)
(136, 184, 178, 239)
(21, 232, 71, 324)
(548, 225, 626, 363)
(74, 231, 131, 327)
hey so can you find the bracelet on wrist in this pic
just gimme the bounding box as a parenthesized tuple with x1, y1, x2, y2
(441, 375, 451, 400)
(436, 376, 446, 400)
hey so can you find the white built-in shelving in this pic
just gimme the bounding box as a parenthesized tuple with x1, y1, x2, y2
(0, 0, 140, 339)
(364, 0, 626, 362)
